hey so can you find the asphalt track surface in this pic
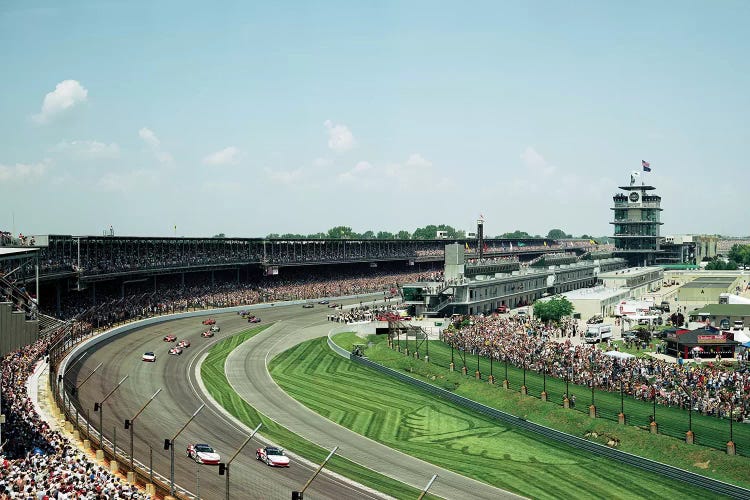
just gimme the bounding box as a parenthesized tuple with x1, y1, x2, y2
(65, 300, 520, 500)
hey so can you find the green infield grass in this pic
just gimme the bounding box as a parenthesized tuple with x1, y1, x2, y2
(334, 333, 750, 488)
(200, 326, 430, 500)
(269, 335, 736, 500)
(385, 335, 750, 460)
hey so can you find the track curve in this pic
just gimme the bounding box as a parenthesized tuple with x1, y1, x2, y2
(64, 301, 386, 500)
(64, 300, 520, 499)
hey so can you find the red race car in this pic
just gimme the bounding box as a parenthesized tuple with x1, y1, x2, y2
(256, 446, 290, 467)
(163, 334, 177, 342)
(247, 316, 261, 323)
(202, 318, 216, 325)
(201, 330, 214, 338)
(177, 339, 191, 348)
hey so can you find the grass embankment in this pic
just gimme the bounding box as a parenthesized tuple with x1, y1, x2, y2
(270, 335, 735, 500)
(391, 335, 750, 457)
(200, 326, 428, 500)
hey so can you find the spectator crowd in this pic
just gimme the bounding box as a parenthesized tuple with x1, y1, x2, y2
(1, 338, 150, 499)
(444, 314, 750, 421)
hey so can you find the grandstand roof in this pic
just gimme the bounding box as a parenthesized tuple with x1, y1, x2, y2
(0, 247, 39, 257)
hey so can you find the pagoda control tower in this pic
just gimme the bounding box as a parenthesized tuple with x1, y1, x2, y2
(610, 173, 663, 266)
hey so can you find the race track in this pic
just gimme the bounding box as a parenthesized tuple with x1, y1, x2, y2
(64, 300, 520, 499)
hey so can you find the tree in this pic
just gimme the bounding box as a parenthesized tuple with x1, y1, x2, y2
(728, 244, 750, 266)
(546, 229, 571, 239)
(533, 297, 574, 323)
(396, 230, 411, 240)
(213, 233, 226, 238)
(266, 233, 280, 238)
(326, 226, 354, 239)
(376, 231, 395, 240)
(361, 230, 375, 239)
(280, 233, 304, 239)
(307, 232, 326, 239)
(501, 230, 532, 239)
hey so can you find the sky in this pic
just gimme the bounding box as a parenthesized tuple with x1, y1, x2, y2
(2, 1, 749, 239)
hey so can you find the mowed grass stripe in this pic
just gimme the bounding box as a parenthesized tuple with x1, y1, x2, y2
(200, 326, 430, 500)
(270, 335, 728, 500)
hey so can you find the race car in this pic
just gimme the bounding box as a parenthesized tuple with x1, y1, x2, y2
(247, 316, 261, 323)
(318, 300, 330, 304)
(142, 352, 156, 362)
(327, 303, 340, 308)
(238, 310, 250, 316)
(302, 303, 314, 309)
(202, 318, 216, 325)
(177, 339, 191, 348)
(256, 446, 290, 467)
(163, 334, 177, 342)
(168, 346, 183, 355)
(186, 443, 220, 465)
(201, 330, 214, 338)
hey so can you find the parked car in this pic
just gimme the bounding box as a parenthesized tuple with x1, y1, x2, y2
(586, 315, 604, 325)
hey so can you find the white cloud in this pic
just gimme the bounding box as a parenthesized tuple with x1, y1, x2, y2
(324, 120, 355, 153)
(97, 169, 160, 192)
(203, 146, 241, 166)
(520, 146, 557, 176)
(404, 153, 432, 169)
(265, 167, 304, 185)
(313, 157, 331, 167)
(138, 127, 173, 165)
(33, 80, 88, 124)
(54, 140, 120, 159)
(138, 127, 160, 148)
(0, 159, 51, 182)
(338, 161, 373, 182)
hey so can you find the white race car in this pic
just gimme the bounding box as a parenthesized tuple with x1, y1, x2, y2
(142, 352, 156, 362)
(186, 443, 220, 465)
(177, 339, 191, 348)
(168, 346, 183, 356)
(256, 446, 290, 467)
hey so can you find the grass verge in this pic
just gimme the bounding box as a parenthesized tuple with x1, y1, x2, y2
(200, 326, 428, 500)
(269, 334, 742, 499)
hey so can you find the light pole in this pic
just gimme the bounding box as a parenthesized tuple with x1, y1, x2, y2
(165, 403, 205, 497)
(124, 388, 162, 472)
(94, 375, 129, 452)
(219, 422, 262, 500)
(71, 362, 103, 396)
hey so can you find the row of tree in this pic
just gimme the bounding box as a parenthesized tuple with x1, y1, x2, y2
(256, 226, 609, 241)
(703, 244, 750, 270)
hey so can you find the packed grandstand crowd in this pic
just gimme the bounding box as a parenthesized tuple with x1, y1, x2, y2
(444, 315, 750, 421)
(1, 338, 150, 499)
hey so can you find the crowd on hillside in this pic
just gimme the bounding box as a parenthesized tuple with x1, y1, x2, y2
(444, 315, 750, 421)
(0, 339, 150, 499)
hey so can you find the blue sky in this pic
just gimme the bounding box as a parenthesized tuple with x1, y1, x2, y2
(2, 1, 748, 238)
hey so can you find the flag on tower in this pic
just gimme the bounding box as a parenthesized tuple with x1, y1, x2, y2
(642, 160, 651, 172)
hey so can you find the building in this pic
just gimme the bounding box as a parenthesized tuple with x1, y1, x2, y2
(553, 286, 630, 320)
(402, 244, 627, 317)
(690, 304, 750, 330)
(611, 176, 664, 266)
(663, 326, 741, 359)
(676, 275, 746, 307)
(596, 266, 664, 298)
(657, 235, 718, 266)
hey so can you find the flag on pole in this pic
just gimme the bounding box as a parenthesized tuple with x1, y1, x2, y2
(642, 160, 651, 172)
(465, 242, 470, 251)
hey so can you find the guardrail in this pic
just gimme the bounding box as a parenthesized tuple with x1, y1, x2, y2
(324, 335, 750, 499)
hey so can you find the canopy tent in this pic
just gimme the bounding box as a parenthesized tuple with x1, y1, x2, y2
(604, 351, 635, 360)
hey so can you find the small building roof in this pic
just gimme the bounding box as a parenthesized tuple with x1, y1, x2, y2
(597, 266, 662, 279)
(666, 326, 740, 346)
(560, 286, 630, 301)
(693, 304, 750, 317)
(0, 247, 39, 257)
(681, 281, 734, 290)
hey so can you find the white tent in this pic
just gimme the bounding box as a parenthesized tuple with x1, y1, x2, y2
(733, 331, 750, 344)
(604, 351, 635, 360)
